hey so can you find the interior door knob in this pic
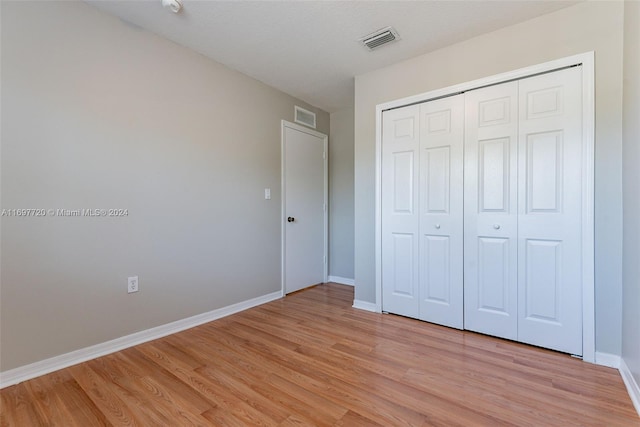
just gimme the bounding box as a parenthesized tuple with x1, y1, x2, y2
(435, 224, 441, 229)
(493, 224, 501, 230)
(287, 217, 295, 223)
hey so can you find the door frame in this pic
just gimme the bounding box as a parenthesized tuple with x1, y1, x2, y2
(374, 52, 595, 362)
(281, 120, 329, 295)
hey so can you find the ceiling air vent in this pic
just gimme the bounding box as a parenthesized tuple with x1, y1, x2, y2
(360, 26, 401, 51)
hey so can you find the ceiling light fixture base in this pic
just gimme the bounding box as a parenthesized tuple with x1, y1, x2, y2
(162, 0, 182, 14)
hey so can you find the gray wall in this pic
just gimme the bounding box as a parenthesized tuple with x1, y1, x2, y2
(0, 1, 328, 371)
(622, 0, 640, 389)
(329, 108, 355, 280)
(354, 2, 624, 355)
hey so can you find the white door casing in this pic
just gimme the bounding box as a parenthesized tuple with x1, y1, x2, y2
(464, 81, 519, 341)
(516, 67, 583, 355)
(381, 105, 421, 318)
(282, 121, 328, 294)
(419, 95, 464, 329)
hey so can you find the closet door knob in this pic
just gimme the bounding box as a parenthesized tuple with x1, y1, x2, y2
(493, 224, 501, 230)
(435, 224, 441, 229)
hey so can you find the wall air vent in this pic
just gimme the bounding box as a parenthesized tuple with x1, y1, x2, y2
(360, 26, 401, 51)
(294, 106, 316, 129)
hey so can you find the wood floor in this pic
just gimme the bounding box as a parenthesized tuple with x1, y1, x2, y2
(1, 284, 638, 426)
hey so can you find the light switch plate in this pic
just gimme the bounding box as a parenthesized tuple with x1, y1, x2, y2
(264, 188, 271, 200)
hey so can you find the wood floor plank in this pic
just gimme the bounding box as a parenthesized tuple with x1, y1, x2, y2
(68, 363, 142, 426)
(104, 351, 212, 425)
(208, 326, 428, 425)
(172, 331, 350, 425)
(22, 375, 79, 426)
(334, 409, 387, 427)
(136, 341, 281, 426)
(1, 283, 638, 426)
(121, 349, 212, 415)
(55, 378, 110, 426)
(0, 384, 47, 426)
(216, 323, 480, 426)
(85, 356, 177, 426)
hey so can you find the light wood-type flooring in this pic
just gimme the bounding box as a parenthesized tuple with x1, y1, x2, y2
(1, 283, 638, 426)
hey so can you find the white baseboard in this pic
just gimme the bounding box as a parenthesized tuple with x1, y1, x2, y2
(352, 299, 379, 313)
(620, 358, 640, 417)
(0, 290, 282, 389)
(597, 353, 640, 417)
(595, 351, 621, 369)
(328, 276, 355, 286)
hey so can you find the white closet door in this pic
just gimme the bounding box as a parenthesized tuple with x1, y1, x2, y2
(418, 95, 464, 329)
(382, 105, 420, 318)
(517, 67, 583, 355)
(464, 82, 519, 340)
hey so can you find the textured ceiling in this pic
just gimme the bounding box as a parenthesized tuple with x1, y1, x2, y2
(89, 1, 578, 113)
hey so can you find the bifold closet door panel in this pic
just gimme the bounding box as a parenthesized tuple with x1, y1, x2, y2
(464, 82, 519, 340)
(517, 67, 583, 355)
(382, 105, 420, 318)
(418, 95, 464, 329)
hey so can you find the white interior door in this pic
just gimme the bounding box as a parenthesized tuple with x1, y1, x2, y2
(283, 121, 327, 294)
(517, 67, 583, 355)
(418, 95, 464, 329)
(464, 81, 519, 340)
(382, 105, 420, 318)
(377, 56, 593, 358)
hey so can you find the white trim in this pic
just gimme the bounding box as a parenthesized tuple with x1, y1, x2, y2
(376, 53, 593, 112)
(595, 352, 621, 369)
(328, 275, 355, 286)
(620, 358, 640, 416)
(580, 52, 596, 364)
(374, 52, 596, 361)
(375, 101, 384, 317)
(281, 120, 329, 295)
(352, 299, 379, 313)
(281, 121, 287, 296)
(0, 291, 282, 389)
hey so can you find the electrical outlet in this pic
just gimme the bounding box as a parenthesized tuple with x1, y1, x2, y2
(128, 276, 139, 293)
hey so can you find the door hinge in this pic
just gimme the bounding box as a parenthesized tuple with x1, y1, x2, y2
(323, 256, 327, 264)
(323, 151, 326, 160)
(323, 203, 326, 212)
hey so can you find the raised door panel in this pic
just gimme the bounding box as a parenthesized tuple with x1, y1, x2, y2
(464, 82, 518, 340)
(526, 131, 563, 213)
(524, 239, 562, 323)
(392, 151, 415, 214)
(517, 67, 583, 355)
(390, 233, 416, 296)
(419, 94, 464, 329)
(422, 235, 450, 303)
(382, 105, 420, 318)
(478, 237, 511, 315)
(479, 138, 510, 212)
(423, 147, 450, 214)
